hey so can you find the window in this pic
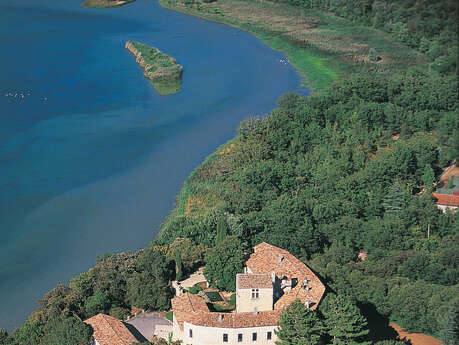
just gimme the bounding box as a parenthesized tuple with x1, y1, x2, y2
(238, 333, 243, 342)
(252, 332, 257, 341)
(189, 329, 193, 338)
(251, 288, 259, 299)
(267, 331, 272, 340)
(223, 333, 228, 342)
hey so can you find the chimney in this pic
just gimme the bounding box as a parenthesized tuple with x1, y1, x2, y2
(218, 314, 224, 323)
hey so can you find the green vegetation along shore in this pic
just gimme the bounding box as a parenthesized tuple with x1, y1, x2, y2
(82, 0, 135, 8)
(158, 0, 424, 90)
(1, 0, 457, 344)
(125, 41, 183, 95)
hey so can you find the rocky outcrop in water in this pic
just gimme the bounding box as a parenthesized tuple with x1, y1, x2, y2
(126, 41, 183, 95)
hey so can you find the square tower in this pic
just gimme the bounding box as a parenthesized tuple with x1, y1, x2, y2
(236, 274, 273, 313)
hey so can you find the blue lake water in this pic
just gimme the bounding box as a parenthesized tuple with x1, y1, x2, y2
(0, 0, 308, 331)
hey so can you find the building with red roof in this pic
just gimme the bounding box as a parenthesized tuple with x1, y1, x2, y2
(171, 242, 325, 345)
(432, 192, 459, 212)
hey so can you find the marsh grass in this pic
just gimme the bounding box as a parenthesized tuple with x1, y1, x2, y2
(159, 0, 425, 90)
(128, 41, 183, 95)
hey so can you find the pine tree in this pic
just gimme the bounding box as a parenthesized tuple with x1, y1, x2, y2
(421, 164, 435, 190)
(175, 251, 183, 281)
(215, 217, 228, 244)
(323, 294, 370, 345)
(382, 181, 404, 215)
(437, 305, 458, 345)
(275, 300, 325, 345)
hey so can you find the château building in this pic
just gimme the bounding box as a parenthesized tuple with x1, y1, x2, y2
(171, 242, 325, 345)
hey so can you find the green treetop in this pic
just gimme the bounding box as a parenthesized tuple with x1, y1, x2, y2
(204, 236, 244, 291)
(275, 300, 325, 345)
(322, 294, 370, 345)
(421, 164, 435, 190)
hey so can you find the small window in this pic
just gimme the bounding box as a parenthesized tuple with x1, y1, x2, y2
(267, 331, 272, 340)
(223, 333, 228, 342)
(252, 332, 257, 341)
(251, 288, 259, 299)
(189, 328, 193, 338)
(238, 333, 243, 342)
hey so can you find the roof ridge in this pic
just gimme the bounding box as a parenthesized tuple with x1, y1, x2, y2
(100, 314, 129, 345)
(186, 293, 196, 312)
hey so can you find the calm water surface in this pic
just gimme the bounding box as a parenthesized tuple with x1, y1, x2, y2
(0, 0, 308, 330)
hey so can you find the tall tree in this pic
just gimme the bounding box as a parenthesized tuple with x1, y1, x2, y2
(322, 294, 370, 345)
(421, 164, 435, 190)
(437, 304, 458, 345)
(382, 182, 404, 215)
(215, 216, 228, 244)
(275, 300, 325, 345)
(204, 236, 244, 291)
(38, 316, 92, 345)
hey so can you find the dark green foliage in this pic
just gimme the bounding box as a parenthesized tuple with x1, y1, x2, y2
(215, 217, 228, 244)
(381, 182, 404, 215)
(269, 0, 458, 74)
(175, 250, 184, 281)
(8, 0, 458, 340)
(159, 67, 457, 336)
(421, 164, 435, 190)
(7, 320, 44, 345)
(204, 236, 245, 291)
(136, 248, 172, 281)
(275, 300, 325, 345)
(109, 306, 130, 320)
(437, 304, 459, 345)
(322, 294, 370, 345)
(165, 237, 207, 278)
(125, 248, 173, 310)
(37, 316, 92, 345)
(85, 290, 111, 316)
(125, 272, 172, 311)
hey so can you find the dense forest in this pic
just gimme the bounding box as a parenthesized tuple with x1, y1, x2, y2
(1, 0, 457, 344)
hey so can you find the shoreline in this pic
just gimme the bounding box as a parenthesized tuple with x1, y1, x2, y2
(158, 0, 331, 91)
(158, 0, 423, 90)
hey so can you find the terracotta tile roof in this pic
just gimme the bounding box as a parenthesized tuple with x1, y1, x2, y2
(171, 293, 210, 330)
(171, 293, 209, 313)
(433, 193, 459, 207)
(172, 243, 326, 330)
(236, 274, 272, 289)
(185, 310, 282, 328)
(84, 313, 138, 345)
(246, 242, 325, 310)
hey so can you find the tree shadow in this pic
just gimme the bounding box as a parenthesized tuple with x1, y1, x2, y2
(359, 302, 411, 344)
(124, 322, 148, 342)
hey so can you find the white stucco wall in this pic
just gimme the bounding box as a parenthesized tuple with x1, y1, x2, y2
(236, 288, 273, 313)
(182, 322, 278, 345)
(172, 315, 184, 342)
(437, 204, 458, 213)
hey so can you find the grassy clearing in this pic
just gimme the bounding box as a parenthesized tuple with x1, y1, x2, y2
(126, 41, 183, 95)
(159, 0, 424, 90)
(82, 0, 135, 8)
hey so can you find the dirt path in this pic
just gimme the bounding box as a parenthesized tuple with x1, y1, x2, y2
(390, 323, 442, 345)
